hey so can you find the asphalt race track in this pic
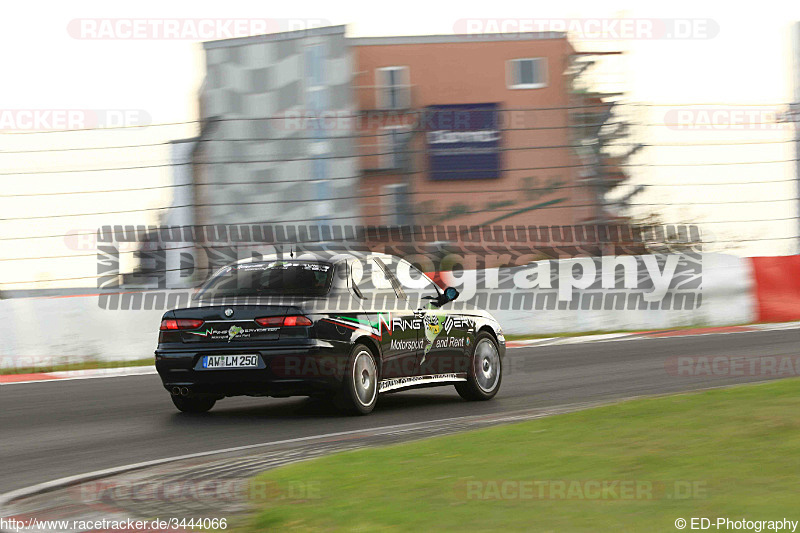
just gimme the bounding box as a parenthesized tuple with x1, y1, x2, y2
(2, 329, 798, 495)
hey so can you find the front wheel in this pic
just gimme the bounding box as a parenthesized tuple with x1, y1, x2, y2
(455, 332, 502, 401)
(336, 344, 379, 415)
(171, 395, 217, 413)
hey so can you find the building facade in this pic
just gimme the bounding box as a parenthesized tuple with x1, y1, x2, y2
(195, 25, 361, 229)
(351, 33, 593, 229)
(192, 26, 629, 244)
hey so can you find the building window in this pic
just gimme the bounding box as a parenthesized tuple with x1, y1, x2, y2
(507, 58, 547, 89)
(304, 44, 329, 145)
(380, 126, 410, 169)
(306, 89, 329, 141)
(304, 44, 326, 88)
(382, 183, 411, 226)
(376, 66, 410, 109)
(312, 178, 332, 223)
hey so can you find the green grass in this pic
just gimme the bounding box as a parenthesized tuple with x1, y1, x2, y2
(242, 379, 800, 532)
(0, 358, 153, 375)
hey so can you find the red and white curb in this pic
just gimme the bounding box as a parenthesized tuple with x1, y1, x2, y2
(0, 366, 157, 385)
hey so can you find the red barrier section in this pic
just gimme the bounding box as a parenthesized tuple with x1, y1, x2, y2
(751, 256, 800, 322)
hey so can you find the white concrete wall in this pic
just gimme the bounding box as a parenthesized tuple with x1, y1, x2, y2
(0, 295, 165, 368)
(0, 253, 757, 367)
(440, 253, 756, 335)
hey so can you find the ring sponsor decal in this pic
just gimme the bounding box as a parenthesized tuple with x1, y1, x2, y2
(323, 313, 475, 360)
(185, 324, 271, 342)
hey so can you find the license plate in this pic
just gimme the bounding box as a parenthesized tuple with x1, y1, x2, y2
(202, 355, 260, 369)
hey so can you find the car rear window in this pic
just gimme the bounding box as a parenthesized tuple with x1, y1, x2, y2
(197, 261, 333, 298)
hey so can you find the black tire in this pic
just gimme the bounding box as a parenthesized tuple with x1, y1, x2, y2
(171, 395, 217, 413)
(336, 343, 379, 415)
(456, 332, 502, 401)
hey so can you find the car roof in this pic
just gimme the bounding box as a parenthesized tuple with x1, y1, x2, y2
(227, 250, 396, 267)
(206, 251, 397, 281)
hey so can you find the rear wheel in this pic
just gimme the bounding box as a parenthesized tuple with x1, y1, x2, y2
(171, 395, 217, 413)
(456, 332, 502, 401)
(336, 344, 378, 415)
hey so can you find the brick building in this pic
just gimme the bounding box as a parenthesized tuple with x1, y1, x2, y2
(190, 26, 630, 239)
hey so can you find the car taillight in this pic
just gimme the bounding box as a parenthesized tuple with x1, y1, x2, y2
(283, 315, 312, 326)
(160, 319, 204, 330)
(255, 315, 312, 327)
(255, 316, 283, 327)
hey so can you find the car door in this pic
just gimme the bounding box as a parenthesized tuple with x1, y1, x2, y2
(385, 257, 472, 378)
(352, 257, 419, 379)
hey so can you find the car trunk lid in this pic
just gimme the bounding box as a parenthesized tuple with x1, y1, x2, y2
(172, 305, 287, 344)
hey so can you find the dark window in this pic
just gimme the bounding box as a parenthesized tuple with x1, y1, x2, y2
(377, 67, 410, 109)
(197, 261, 333, 298)
(509, 58, 547, 88)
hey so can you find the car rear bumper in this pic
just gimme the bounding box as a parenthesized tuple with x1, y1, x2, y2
(155, 340, 351, 397)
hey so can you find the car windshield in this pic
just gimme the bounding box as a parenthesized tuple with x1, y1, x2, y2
(196, 261, 333, 298)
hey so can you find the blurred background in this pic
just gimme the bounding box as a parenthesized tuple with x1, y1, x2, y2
(3, 5, 800, 530)
(0, 2, 798, 293)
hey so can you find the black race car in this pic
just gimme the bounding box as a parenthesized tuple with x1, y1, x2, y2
(155, 251, 505, 414)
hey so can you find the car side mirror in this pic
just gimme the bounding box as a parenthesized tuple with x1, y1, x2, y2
(443, 286, 459, 304)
